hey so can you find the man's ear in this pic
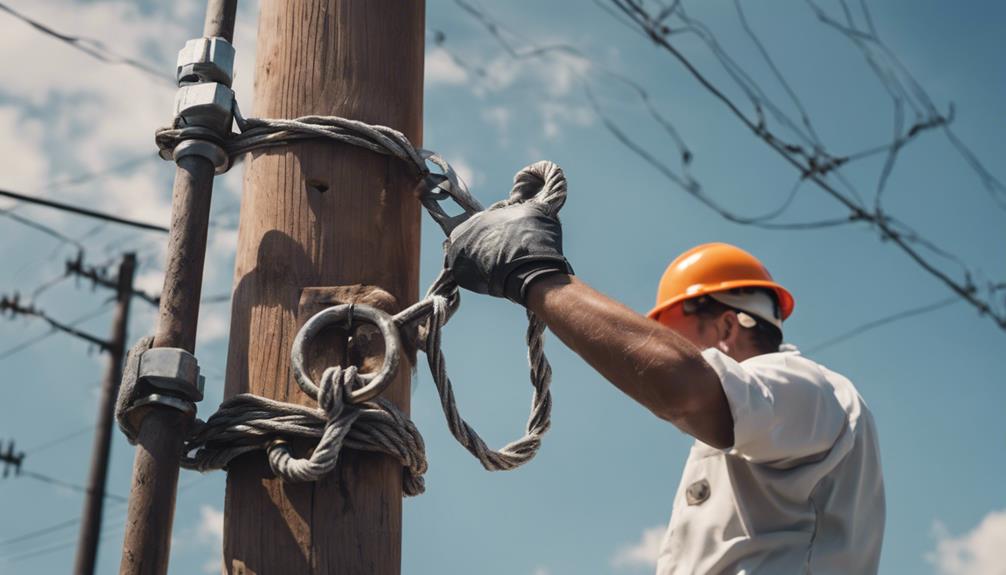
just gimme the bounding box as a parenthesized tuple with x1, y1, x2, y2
(717, 311, 742, 349)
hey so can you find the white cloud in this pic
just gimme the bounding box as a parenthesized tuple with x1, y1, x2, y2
(0, 108, 47, 190)
(541, 52, 591, 98)
(197, 504, 225, 574)
(476, 55, 520, 96)
(927, 510, 1006, 575)
(481, 106, 511, 145)
(426, 48, 469, 86)
(198, 504, 225, 542)
(540, 102, 594, 140)
(611, 525, 665, 570)
(134, 270, 166, 301)
(531, 567, 551, 575)
(197, 308, 230, 344)
(447, 156, 484, 190)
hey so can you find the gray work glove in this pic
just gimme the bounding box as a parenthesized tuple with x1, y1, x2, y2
(445, 201, 573, 304)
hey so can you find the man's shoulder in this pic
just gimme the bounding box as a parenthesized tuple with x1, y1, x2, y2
(740, 346, 827, 380)
(743, 347, 868, 409)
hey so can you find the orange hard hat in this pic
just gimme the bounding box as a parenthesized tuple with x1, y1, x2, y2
(647, 243, 795, 321)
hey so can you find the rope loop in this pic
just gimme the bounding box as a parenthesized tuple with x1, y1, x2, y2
(505, 160, 568, 217)
(266, 366, 361, 483)
(141, 103, 563, 492)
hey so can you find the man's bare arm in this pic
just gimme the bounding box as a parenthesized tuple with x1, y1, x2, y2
(526, 274, 735, 449)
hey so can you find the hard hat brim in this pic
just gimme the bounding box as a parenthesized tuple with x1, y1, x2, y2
(646, 279, 795, 323)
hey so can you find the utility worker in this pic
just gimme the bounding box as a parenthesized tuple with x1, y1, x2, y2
(445, 200, 885, 574)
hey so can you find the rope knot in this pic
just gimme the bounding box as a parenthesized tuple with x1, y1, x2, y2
(317, 365, 353, 419)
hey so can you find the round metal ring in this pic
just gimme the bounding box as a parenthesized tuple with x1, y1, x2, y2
(290, 303, 402, 404)
(173, 139, 230, 174)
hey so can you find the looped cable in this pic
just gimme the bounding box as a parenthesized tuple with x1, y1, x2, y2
(506, 160, 568, 217)
(143, 99, 563, 491)
(267, 366, 361, 483)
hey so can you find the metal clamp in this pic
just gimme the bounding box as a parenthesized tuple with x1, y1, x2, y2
(416, 149, 485, 237)
(117, 337, 204, 442)
(174, 82, 235, 135)
(130, 394, 197, 418)
(177, 37, 235, 87)
(291, 304, 402, 404)
(417, 173, 484, 237)
(173, 139, 230, 174)
(138, 347, 205, 402)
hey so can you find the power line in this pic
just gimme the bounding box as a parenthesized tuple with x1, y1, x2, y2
(0, 475, 206, 563)
(43, 153, 158, 193)
(65, 253, 160, 306)
(595, 0, 1006, 329)
(0, 294, 111, 352)
(444, 1, 1005, 333)
(0, 517, 79, 549)
(18, 470, 128, 503)
(806, 297, 959, 354)
(0, 1, 173, 85)
(0, 188, 168, 233)
(24, 424, 97, 456)
(0, 300, 112, 361)
(0, 206, 85, 250)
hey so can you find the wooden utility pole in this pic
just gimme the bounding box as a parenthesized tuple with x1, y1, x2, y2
(222, 1, 424, 573)
(74, 252, 135, 575)
(119, 2, 238, 574)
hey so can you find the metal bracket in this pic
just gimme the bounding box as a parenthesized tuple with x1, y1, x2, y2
(138, 347, 205, 402)
(177, 36, 236, 87)
(174, 82, 235, 135)
(173, 139, 230, 174)
(417, 173, 483, 237)
(130, 394, 197, 418)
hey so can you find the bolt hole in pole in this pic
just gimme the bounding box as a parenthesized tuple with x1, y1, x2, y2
(306, 178, 329, 194)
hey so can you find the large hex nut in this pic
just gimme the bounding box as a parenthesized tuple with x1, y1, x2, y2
(138, 347, 205, 402)
(174, 82, 234, 134)
(177, 37, 235, 87)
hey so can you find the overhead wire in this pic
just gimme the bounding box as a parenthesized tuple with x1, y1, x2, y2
(806, 297, 959, 354)
(23, 423, 96, 455)
(0, 475, 207, 564)
(0, 299, 112, 361)
(0, 1, 173, 85)
(42, 153, 158, 193)
(18, 470, 128, 503)
(600, 0, 1006, 328)
(0, 188, 168, 233)
(441, 0, 1005, 332)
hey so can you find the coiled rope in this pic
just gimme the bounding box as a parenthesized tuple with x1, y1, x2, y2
(119, 112, 568, 495)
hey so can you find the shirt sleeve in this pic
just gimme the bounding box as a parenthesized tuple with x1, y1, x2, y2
(700, 348, 848, 467)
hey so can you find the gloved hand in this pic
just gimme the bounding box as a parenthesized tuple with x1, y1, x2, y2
(445, 201, 573, 304)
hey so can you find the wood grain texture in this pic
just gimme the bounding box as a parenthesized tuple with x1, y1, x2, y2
(222, 1, 424, 573)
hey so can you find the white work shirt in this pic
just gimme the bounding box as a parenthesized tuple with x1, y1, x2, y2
(656, 347, 885, 574)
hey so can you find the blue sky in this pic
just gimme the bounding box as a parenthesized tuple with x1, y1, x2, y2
(0, 1, 1003, 573)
